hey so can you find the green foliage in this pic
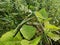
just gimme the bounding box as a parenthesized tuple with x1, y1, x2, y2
(21, 40, 30, 45)
(35, 8, 49, 23)
(34, 8, 60, 45)
(20, 25, 36, 40)
(40, 8, 48, 19)
(44, 22, 60, 30)
(47, 32, 60, 41)
(31, 36, 41, 45)
(21, 36, 41, 45)
(0, 29, 41, 45)
(0, 0, 60, 45)
(0, 30, 22, 45)
(0, 30, 22, 41)
(2, 41, 21, 45)
(35, 11, 43, 22)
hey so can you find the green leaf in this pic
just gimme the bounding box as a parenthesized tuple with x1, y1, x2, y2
(20, 25, 36, 40)
(31, 36, 42, 45)
(0, 30, 14, 41)
(21, 36, 41, 45)
(34, 11, 44, 22)
(47, 32, 60, 41)
(35, 11, 44, 19)
(4, 41, 21, 45)
(44, 18, 52, 22)
(44, 21, 60, 31)
(34, 8, 48, 22)
(0, 41, 4, 45)
(40, 8, 48, 19)
(13, 32, 22, 41)
(0, 30, 22, 41)
(21, 40, 30, 45)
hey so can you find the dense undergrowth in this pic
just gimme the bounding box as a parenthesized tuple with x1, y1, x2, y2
(0, 0, 60, 45)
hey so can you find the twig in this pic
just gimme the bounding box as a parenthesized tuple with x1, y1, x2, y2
(13, 17, 34, 37)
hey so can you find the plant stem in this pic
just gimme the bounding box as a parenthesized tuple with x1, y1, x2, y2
(13, 17, 34, 37)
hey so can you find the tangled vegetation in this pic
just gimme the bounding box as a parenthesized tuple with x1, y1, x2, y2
(0, 0, 60, 45)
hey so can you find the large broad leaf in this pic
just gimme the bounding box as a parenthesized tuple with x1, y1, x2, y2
(20, 25, 36, 40)
(47, 32, 60, 41)
(0, 30, 22, 41)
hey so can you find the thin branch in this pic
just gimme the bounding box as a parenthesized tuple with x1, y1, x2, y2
(13, 17, 34, 37)
(26, 22, 40, 26)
